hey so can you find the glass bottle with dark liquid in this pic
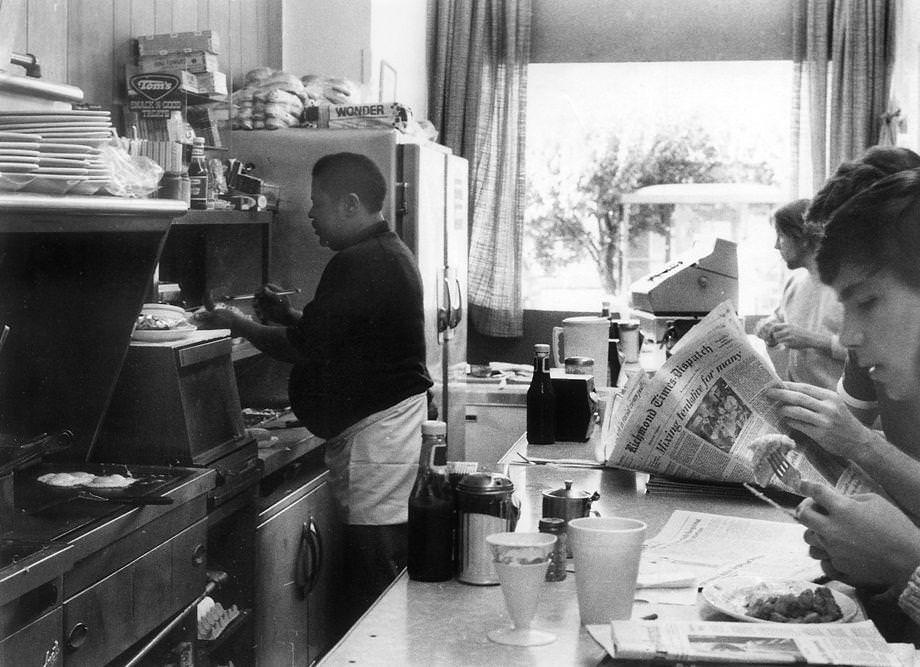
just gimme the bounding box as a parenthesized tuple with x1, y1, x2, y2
(407, 420, 455, 581)
(527, 344, 556, 444)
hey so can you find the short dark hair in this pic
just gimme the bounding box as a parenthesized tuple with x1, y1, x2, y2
(806, 146, 920, 230)
(312, 152, 387, 213)
(817, 168, 920, 289)
(772, 198, 813, 244)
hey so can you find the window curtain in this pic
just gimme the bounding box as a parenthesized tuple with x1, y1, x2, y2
(428, 0, 532, 337)
(792, 0, 895, 193)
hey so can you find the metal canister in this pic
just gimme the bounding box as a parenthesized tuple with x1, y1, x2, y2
(564, 356, 594, 376)
(539, 517, 567, 581)
(455, 472, 519, 585)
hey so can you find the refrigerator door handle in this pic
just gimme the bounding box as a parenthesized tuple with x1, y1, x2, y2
(441, 272, 453, 338)
(437, 267, 450, 335)
(448, 273, 463, 329)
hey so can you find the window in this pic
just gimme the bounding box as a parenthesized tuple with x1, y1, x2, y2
(524, 59, 796, 316)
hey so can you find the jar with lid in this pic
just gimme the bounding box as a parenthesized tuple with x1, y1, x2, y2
(539, 517, 567, 581)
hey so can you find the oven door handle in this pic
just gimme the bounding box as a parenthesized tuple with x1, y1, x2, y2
(295, 517, 322, 598)
(306, 515, 323, 594)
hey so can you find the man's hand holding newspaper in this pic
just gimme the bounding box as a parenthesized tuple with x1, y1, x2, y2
(606, 301, 878, 496)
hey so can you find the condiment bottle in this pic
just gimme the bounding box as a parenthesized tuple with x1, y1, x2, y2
(407, 420, 455, 582)
(527, 343, 555, 444)
(188, 137, 209, 210)
(539, 517, 567, 581)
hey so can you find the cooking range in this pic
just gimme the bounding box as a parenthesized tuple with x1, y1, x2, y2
(0, 197, 256, 665)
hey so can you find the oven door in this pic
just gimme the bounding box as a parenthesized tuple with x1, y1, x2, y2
(256, 469, 342, 666)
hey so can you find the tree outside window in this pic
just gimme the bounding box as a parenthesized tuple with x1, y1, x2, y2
(525, 61, 793, 314)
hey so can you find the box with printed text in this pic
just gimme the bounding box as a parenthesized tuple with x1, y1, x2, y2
(136, 30, 220, 56)
(138, 51, 220, 74)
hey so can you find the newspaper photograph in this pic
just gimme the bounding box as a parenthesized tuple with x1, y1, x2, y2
(605, 301, 873, 493)
(609, 620, 903, 665)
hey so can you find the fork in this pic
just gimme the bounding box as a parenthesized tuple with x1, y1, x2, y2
(766, 449, 803, 493)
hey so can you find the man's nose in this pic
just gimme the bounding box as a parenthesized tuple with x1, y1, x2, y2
(839, 319, 864, 348)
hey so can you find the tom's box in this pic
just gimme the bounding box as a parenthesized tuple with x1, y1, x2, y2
(137, 30, 220, 56)
(138, 51, 220, 74)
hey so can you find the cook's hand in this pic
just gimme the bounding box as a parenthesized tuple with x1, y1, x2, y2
(193, 307, 246, 335)
(769, 323, 821, 350)
(766, 382, 874, 460)
(254, 283, 294, 325)
(796, 481, 920, 590)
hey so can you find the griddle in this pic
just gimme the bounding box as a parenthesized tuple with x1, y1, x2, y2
(12, 463, 194, 543)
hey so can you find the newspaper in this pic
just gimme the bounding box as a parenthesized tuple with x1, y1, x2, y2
(608, 620, 904, 665)
(642, 510, 822, 586)
(606, 301, 872, 493)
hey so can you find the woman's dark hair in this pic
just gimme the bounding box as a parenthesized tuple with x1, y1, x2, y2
(806, 146, 920, 231)
(817, 169, 920, 289)
(312, 152, 387, 213)
(772, 198, 813, 244)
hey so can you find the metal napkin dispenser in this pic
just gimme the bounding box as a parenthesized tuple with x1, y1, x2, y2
(550, 371, 597, 442)
(630, 237, 738, 315)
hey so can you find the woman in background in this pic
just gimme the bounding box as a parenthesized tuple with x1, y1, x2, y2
(754, 198, 846, 390)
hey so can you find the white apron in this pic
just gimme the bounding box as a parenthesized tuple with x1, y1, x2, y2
(323, 392, 427, 525)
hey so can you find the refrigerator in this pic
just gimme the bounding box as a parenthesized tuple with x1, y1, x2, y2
(230, 129, 468, 455)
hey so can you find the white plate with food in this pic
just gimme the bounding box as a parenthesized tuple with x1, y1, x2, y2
(132, 311, 196, 341)
(703, 577, 858, 624)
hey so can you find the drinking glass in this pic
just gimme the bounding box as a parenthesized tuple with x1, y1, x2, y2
(485, 532, 557, 646)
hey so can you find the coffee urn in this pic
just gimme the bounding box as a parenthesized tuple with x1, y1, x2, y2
(455, 473, 519, 585)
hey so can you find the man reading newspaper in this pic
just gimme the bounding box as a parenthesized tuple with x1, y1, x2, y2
(606, 300, 876, 496)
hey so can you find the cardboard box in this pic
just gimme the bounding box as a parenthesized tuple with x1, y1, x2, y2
(187, 105, 223, 148)
(138, 51, 220, 74)
(194, 71, 227, 96)
(136, 30, 220, 56)
(326, 102, 410, 130)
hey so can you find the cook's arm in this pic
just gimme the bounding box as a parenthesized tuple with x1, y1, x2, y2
(230, 317, 305, 364)
(195, 309, 305, 364)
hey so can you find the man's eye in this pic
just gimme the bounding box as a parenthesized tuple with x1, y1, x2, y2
(856, 297, 877, 312)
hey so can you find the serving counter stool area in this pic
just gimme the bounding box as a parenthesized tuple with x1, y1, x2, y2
(319, 432, 799, 666)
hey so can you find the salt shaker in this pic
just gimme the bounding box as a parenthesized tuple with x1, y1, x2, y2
(539, 517, 567, 581)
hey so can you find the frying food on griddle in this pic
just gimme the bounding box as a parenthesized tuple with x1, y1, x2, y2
(85, 473, 136, 489)
(37, 471, 95, 487)
(745, 585, 842, 623)
(38, 471, 136, 489)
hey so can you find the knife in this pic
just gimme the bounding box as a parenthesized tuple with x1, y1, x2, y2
(742, 482, 799, 520)
(222, 288, 301, 301)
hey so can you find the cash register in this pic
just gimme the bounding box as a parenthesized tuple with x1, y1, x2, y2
(629, 237, 738, 343)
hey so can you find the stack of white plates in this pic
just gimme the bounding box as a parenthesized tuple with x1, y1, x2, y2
(0, 110, 116, 195)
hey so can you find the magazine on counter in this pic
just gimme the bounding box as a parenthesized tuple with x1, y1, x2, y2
(605, 301, 875, 495)
(608, 619, 904, 666)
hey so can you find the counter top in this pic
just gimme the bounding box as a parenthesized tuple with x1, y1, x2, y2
(320, 436, 794, 666)
(255, 414, 325, 478)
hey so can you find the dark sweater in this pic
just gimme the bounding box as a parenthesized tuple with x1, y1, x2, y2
(287, 221, 432, 438)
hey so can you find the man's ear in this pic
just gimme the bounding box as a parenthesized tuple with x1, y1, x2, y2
(342, 192, 362, 214)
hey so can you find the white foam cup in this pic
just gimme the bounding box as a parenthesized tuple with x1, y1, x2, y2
(567, 516, 646, 625)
